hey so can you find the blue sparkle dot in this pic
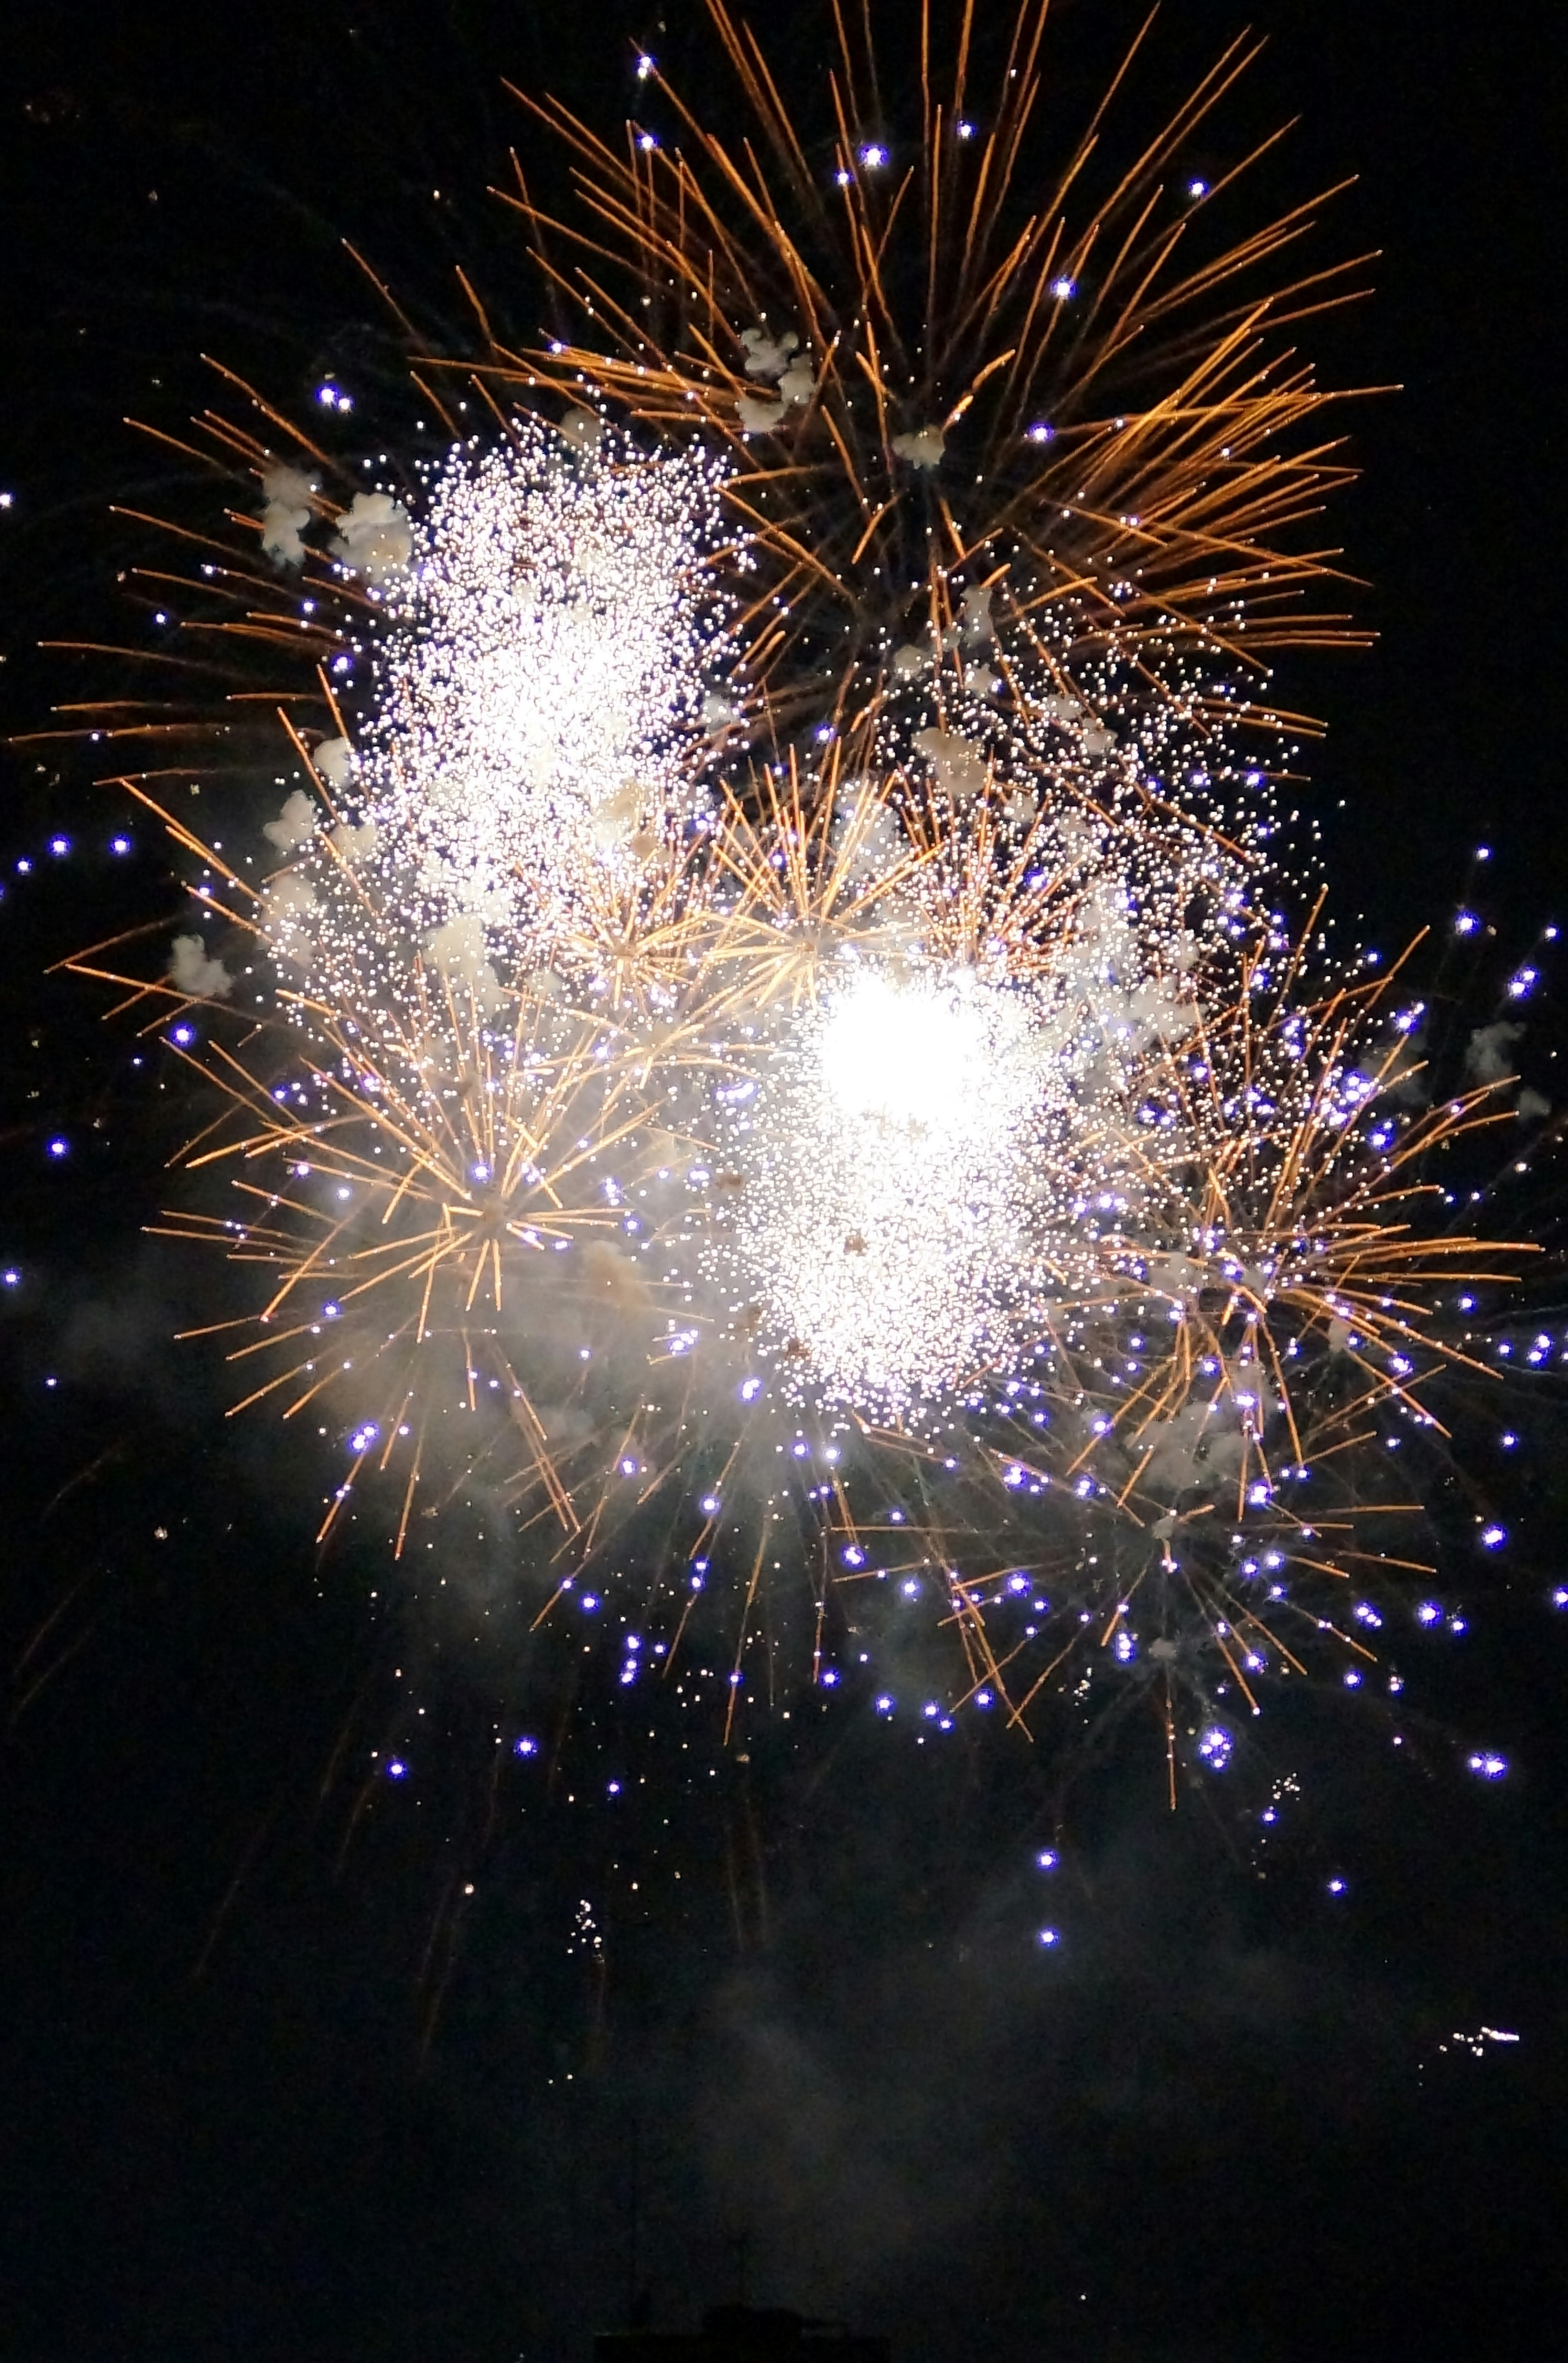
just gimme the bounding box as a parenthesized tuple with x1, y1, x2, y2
(386, 1759, 408, 1780)
(47, 1138, 68, 1158)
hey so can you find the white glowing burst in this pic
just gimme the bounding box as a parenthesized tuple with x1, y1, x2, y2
(706, 952, 1116, 1415)
(817, 965, 1002, 1127)
(753, 963, 1050, 1406)
(260, 419, 737, 1010)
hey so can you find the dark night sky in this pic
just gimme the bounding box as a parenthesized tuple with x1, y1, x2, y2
(2, 4, 1567, 2359)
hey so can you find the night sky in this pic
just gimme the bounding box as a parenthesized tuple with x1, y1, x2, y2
(2, 4, 1567, 2359)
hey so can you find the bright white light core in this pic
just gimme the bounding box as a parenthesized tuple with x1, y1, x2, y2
(818, 967, 1003, 1134)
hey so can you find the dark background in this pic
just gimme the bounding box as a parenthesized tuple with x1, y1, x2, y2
(1, 3, 1566, 2358)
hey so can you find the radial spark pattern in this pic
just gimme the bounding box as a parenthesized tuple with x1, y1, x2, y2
(53, 1, 1557, 1805)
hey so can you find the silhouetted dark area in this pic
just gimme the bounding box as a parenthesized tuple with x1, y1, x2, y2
(597, 2304, 889, 2363)
(1, 5, 1566, 2361)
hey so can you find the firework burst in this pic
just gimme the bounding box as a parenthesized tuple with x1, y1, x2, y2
(46, 2, 1558, 1806)
(498, 0, 1369, 729)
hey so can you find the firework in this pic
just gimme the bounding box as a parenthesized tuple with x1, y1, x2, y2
(889, 931, 1534, 1797)
(65, 406, 1537, 1783)
(62, 419, 761, 1561)
(325, 423, 741, 981)
(497, 0, 1368, 729)
(50, 4, 1557, 1809)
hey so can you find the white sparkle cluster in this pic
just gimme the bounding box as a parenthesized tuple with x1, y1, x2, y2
(261, 419, 736, 1024)
(238, 421, 1410, 1469)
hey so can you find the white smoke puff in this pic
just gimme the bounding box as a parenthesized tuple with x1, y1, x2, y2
(913, 727, 988, 803)
(737, 392, 786, 433)
(1145, 1250, 1203, 1301)
(258, 462, 316, 566)
(1383, 1027, 1429, 1106)
(333, 491, 413, 584)
(775, 357, 815, 407)
(963, 662, 1001, 697)
(535, 1400, 594, 1445)
(1198, 1431, 1247, 1482)
(579, 1238, 655, 1312)
(168, 932, 232, 1000)
(263, 788, 319, 855)
(1126, 981, 1199, 1043)
(1517, 1086, 1551, 1122)
(423, 912, 504, 1012)
(890, 644, 931, 683)
(1139, 1402, 1214, 1493)
(328, 818, 379, 863)
(1142, 1398, 1249, 1491)
(314, 736, 356, 790)
(891, 424, 945, 469)
(959, 584, 995, 642)
(559, 407, 604, 454)
(739, 325, 799, 380)
(702, 691, 741, 733)
(1079, 722, 1116, 758)
(261, 873, 322, 968)
(1327, 1315, 1354, 1354)
(1464, 1021, 1524, 1086)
